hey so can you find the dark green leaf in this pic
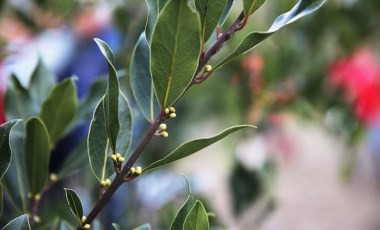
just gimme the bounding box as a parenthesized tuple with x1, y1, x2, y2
(0, 120, 20, 179)
(243, 0, 266, 17)
(2, 214, 31, 230)
(195, 0, 228, 42)
(116, 93, 133, 156)
(145, 0, 159, 43)
(64, 188, 83, 222)
(24, 117, 50, 195)
(219, 0, 234, 25)
(130, 33, 160, 122)
(183, 201, 209, 230)
(3, 122, 28, 212)
(216, 0, 326, 68)
(5, 74, 38, 121)
(29, 58, 55, 106)
(144, 125, 255, 172)
(131, 224, 151, 230)
(88, 98, 113, 181)
(170, 177, 196, 230)
(40, 78, 77, 144)
(151, 0, 202, 108)
(94, 38, 120, 153)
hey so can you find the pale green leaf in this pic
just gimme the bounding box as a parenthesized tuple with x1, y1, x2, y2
(2, 214, 31, 230)
(24, 117, 50, 195)
(29, 58, 55, 106)
(3, 122, 28, 212)
(5, 74, 38, 121)
(183, 201, 209, 230)
(195, 0, 228, 42)
(216, 0, 326, 68)
(144, 125, 255, 172)
(170, 177, 195, 230)
(130, 33, 160, 122)
(151, 0, 202, 108)
(243, 0, 266, 17)
(40, 78, 77, 144)
(0, 120, 20, 179)
(64, 188, 83, 222)
(132, 224, 151, 230)
(94, 38, 120, 153)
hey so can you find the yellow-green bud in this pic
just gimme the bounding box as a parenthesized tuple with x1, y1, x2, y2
(130, 167, 136, 174)
(169, 113, 176, 118)
(169, 107, 176, 113)
(34, 194, 41, 201)
(161, 131, 169, 138)
(159, 123, 167, 130)
(105, 179, 111, 187)
(136, 166, 142, 175)
(118, 157, 125, 163)
(49, 173, 58, 182)
(83, 224, 91, 229)
(81, 216, 87, 223)
(110, 154, 117, 162)
(115, 153, 122, 159)
(164, 108, 170, 114)
(205, 65, 212, 72)
(100, 180, 106, 187)
(33, 216, 41, 223)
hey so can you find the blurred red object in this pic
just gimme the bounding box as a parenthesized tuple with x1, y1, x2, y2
(329, 48, 380, 126)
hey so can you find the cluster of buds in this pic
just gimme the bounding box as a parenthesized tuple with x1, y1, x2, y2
(110, 153, 124, 164)
(156, 123, 168, 137)
(99, 178, 111, 188)
(28, 193, 41, 202)
(164, 106, 176, 118)
(130, 166, 142, 176)
(81, 216, 90, 229)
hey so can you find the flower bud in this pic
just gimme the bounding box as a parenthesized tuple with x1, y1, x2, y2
(83, 224, 91, 229)
(100, 180, 106, 187)
(169, 107, 176, 113)
(118, 157, 125, 163)
(34, 194, 41, 201)
(130, 167, 136, 174)
(115, 153, 122, 160)
(169, 113, 176, 118)
(164, 108, 170, 114)
(49, 173, 58, 182)
(204, 65, 212, 72)
(105, 179, 111, 187)
(110, 154, 117, 162)
(33, 216, 41, 223)
(159, 123, 167, 130)
(136, 166, 142, 175)
(161, 131, 169, 138)
(81, 216, 87, 223)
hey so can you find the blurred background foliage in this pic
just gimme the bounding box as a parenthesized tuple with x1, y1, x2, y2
(1, 0, 380, 229)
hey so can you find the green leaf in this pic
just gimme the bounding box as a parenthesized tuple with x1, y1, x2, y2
(145, 0, 158, 43)
(195, 0, 228, 42)
(24, 117, 50, 195)
(130, 33, 160, 122)
(40, 78, 77, 144)
(64, 188, 83, 223)
(2, 214, 31, 230)
(219, 0, 234, 25)
(0, 120, 20, 179)
(29, 58, 55, 106)
(150, 0, 202, 108)
(216, 0, 326, 68)
(116, 93, 133, 156)
(144, 125, 255, 172)
(169, 177, 196, 230)
(183, 201, 209, 230)
(3, 122, 28, 212)
(131, 224, 151, 230)
(5, 74, 38, 121)
(94, 38, 120, 154)
(243, 0, 267, 17)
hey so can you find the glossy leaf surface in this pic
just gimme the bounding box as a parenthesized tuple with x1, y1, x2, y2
(2, 214, 31, 230)
(40, 78, 77, 144)
(151, 0, 201, 108)
(24, 117, 50, 195)
(29, 59, 55, 106)
(94, 38, 120, 153)
(130, 33, 160, 122)
(195, 0, 228, 42)
(183, 201, 209, 230)
(216, 0, 326, 68)
(64, 188, 83, 222)
(144, 125, 255, 172)
(0, 120, 20, 179)
(219, 0, 234, 25)
(243, 0, 266, 17)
